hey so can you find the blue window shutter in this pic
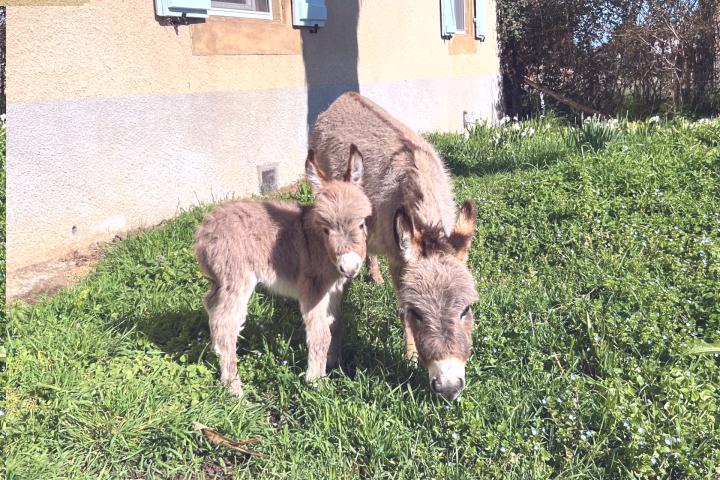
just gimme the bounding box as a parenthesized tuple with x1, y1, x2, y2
(155, 0, 210, 18)
(292, 0, 327, 28)
(440, 0, 457, 37)
(474, 0, 486, 40)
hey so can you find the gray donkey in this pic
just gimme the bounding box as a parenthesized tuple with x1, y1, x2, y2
(311, 93, 478, 400)
(195, 147, 372, 396)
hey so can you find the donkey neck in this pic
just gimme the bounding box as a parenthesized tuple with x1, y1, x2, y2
(298, 205, 340, 279)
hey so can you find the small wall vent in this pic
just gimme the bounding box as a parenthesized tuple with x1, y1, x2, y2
(258, 165, 278, 194)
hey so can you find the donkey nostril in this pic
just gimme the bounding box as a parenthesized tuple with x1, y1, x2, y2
(458, 377, 465, 390)
(431, 378, 440, 392)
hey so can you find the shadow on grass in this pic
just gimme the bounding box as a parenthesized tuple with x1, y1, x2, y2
(443, 147, 568, 178)
(427, 129, 572, 179)
(131, 286, 431, 397)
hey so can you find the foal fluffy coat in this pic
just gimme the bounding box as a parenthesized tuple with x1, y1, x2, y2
(195, 148, 372, 396)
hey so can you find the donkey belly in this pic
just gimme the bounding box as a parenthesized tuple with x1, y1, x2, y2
(258, 272, 299, 300)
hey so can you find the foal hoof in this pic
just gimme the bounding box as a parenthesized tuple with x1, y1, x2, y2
(366, 270, 384, 284)
(304, 369, 327, 384)
(227, 378, 244, 397)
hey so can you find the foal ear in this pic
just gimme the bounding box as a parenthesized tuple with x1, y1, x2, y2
(394, 207, 419, 262)
(448, 199, 477, 262)
(305, 149, 327, 191)
(343, 144, 364, 186)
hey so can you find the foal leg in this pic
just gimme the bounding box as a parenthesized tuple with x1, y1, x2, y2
(390, 259, 418, 363)
(300, 291, 332, 382)
(206, 276, 255, 397)
(326, 285, 345, 370)
(365, 255, 384, 284)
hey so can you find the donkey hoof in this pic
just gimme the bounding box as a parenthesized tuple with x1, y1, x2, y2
(405, 350, 419, 364)
(304, 369, 326, 384)
(227, 378, 244, 397)
(368, 273, 384, 284)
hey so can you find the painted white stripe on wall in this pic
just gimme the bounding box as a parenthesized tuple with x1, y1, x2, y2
(7, 75, 500, 271)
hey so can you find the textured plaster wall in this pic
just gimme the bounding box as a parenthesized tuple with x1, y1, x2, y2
(6, 0, 500, 271)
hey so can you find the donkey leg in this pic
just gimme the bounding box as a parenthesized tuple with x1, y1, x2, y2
(365, 255, 384, 284)
(301, 293, 332, 382)
(326, 287, 345, 370)
(389, 260, 418, 363)
(206, 278, 254, 397)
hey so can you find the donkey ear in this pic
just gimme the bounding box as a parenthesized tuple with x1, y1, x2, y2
(448, 199, 477, 262)
(343, 144, 364, 185)
(305, 149, 327, 191)
(394, 207, 419, 262)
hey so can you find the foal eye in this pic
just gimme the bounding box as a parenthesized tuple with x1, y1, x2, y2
(408, 308, 423, 321)
(323, 227, 330, 235)
(359, 221, 365, 230)
(460, 305, 471, 319)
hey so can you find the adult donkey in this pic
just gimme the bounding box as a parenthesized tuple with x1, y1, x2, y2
(310, 92, 478, 400)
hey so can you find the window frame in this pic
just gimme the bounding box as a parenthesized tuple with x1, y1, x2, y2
(209, 0, 273, 19)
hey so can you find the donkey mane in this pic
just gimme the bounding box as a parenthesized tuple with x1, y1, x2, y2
(416, 222, 455, 257)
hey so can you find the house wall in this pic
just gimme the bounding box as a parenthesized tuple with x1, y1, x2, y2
(6, 0, 500, 271)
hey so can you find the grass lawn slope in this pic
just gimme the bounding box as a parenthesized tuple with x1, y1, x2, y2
(3, 117, 719, 478)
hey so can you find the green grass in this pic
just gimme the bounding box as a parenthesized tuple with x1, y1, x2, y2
(3, 117, 720, 478)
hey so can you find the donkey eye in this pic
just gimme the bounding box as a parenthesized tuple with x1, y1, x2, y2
(323, 227, 330, 235)
(408, 308, 423, 322)
(359, 221, 365, 230)
(460, 305, 471, 319)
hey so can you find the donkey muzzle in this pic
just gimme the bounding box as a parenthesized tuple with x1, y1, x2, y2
(338, 252, 362, 278)
(428, 358, 466, 401)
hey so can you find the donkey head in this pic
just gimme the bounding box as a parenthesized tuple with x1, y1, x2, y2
(306, 145, 372, 279)
(394, 201, 479, 400)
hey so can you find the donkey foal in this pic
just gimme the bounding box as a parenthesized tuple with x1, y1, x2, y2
(195, 147, 371, 396)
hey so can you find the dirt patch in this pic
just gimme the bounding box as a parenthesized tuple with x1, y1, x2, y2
(6, 242, 106, 305)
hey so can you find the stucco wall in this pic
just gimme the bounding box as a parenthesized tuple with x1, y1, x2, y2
(6, 0, 501, 271)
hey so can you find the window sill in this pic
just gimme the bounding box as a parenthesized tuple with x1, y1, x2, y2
(192, 0, 301, 55)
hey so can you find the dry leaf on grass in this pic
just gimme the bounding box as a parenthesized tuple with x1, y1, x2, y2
(193, 422, 265, 457)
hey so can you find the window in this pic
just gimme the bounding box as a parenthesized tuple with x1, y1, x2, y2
(210, 0, 272, 19)
(441, 0, 467, 37)
(453, 0, 465, 33)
